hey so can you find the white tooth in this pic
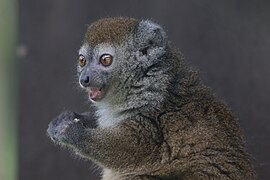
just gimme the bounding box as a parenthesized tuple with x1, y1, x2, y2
(74, 118, 80, 122)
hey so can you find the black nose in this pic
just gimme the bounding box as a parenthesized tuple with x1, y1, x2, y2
(80, 75, 90, 87)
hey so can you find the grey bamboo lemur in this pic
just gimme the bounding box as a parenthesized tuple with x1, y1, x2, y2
(47, 17, 256, 179)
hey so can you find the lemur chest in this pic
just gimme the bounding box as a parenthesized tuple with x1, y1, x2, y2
(96, 106, 125, 128)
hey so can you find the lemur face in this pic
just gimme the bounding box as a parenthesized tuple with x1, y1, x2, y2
(77, 18, 139, 103)
(78, 43, 116, 102)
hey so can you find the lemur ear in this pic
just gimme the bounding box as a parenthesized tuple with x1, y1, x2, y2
(135, 20, 167, 48)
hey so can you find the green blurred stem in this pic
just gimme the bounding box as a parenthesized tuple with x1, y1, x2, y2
(0, 0, 17, 180)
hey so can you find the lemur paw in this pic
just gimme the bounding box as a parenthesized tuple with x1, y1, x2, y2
(47, 111, 84, 145)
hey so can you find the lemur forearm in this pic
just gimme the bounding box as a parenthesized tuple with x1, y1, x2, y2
(55, 112, 162, 172)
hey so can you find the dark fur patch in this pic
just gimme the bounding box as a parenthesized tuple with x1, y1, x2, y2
(85, 17, 139, 47)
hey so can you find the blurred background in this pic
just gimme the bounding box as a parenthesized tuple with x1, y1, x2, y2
(0, 0, 269, 180)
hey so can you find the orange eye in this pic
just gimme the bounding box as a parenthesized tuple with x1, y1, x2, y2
(100, 54, 113, 67)
(78, 55, 87, 67)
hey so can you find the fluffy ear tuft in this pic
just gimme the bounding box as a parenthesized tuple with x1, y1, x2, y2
(135, 20, 167, 48)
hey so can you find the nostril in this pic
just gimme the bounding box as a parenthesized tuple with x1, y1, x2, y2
(84, 76, 89, 84)
(80, 75, 90, 87)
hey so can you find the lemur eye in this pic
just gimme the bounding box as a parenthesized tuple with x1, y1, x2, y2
(78, 55, 87, 67)
(100, 54, 113, 67)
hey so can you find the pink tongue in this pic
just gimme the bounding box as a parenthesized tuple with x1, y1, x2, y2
(89, 88, 101, 100)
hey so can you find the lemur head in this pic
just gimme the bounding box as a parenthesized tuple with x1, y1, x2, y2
(78, 17, 180, 111)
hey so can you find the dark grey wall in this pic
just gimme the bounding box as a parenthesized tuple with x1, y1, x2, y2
(19, 0, 270, 179)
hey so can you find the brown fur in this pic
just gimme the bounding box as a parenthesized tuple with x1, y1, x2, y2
(97, 69, 257, 179)
(85, 17, 139, 47)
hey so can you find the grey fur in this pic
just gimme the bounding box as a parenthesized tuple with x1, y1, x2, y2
(47, 17, 256, 179)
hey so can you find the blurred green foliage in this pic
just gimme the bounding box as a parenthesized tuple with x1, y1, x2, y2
(0, 0, 17, 179)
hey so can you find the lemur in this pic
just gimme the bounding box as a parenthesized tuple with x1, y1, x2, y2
(47, 17, 256, 180)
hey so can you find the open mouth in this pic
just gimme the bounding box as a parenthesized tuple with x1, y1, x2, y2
(88, 87, 105, 102)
